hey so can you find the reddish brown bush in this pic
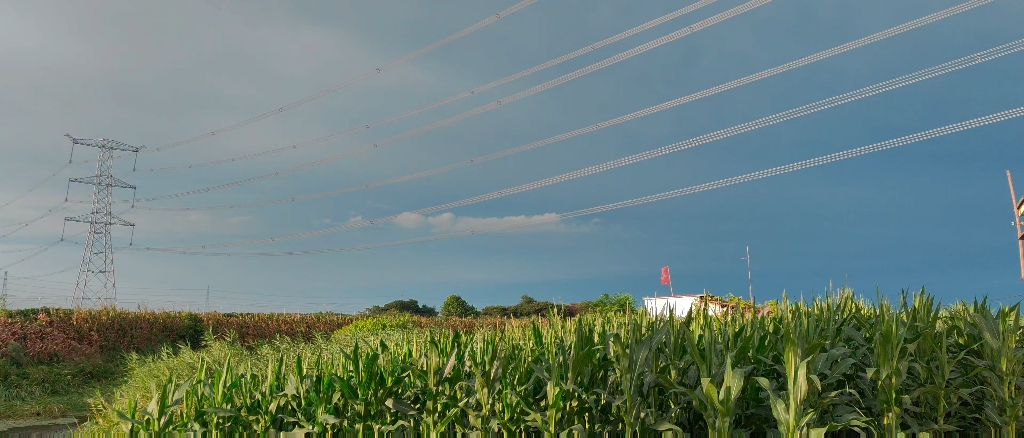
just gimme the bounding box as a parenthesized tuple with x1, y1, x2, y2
(0, 307, 354, 363)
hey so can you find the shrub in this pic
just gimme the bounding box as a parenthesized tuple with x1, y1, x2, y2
(440, 295, 478, 318)
(334, 314, 416, 337)
(0, 308, 354, 364)
(362, 299, 438, 317)
(579, 293, 638, 315)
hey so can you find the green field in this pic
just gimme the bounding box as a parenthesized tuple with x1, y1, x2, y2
(2, 290, 1023, 436)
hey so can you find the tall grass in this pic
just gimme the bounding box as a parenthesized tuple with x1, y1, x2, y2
(87, 289, 1024, 435)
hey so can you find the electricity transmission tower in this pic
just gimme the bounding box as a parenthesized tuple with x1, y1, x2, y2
(1, 271, 7, 309)
(62, 134, 141, 307)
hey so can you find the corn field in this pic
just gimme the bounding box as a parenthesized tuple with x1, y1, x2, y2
(93, 290, 1024, 436)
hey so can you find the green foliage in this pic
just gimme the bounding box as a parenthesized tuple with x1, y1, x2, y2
(439, 294, 479, 318)
(334, 314, 416, 337)
(579, 293, 638, 315)
(478, 295, 564, 318)
(66, 289, 1024, 435)
(362, 299, 438, 317)
(0, 353, 123, 420)
(181, 312, 206, 348)
(4, 342, 31, 367)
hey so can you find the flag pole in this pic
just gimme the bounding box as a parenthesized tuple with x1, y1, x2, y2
(668, 267, 674, 296)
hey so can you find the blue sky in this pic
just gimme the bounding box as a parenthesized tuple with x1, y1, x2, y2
(1, 0, 1023, 313)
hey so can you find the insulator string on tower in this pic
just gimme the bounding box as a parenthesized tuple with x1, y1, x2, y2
(134, 0, 999, 212)
(140, 0, 720, 172)
(123, 107, 1024, 257)
(120, 39, 1024, 251)
(129, 0, 770, 203)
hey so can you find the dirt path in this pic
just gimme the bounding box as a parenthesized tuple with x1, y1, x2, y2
(0, 416, 84, 436)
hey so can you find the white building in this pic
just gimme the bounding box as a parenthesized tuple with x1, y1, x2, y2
(643, 294, 730, 317)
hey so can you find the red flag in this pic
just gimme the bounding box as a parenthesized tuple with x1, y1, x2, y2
(661, 266, 669, 276)
(660, 266, 671, 285)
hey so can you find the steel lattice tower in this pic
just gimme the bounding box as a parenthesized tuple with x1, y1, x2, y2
(63, 134, 141, 307)
(1, 271, 8, 308)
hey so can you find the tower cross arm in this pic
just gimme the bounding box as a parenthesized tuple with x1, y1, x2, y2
(65, 213, 134, 228)
(69, 176, 136, 190)
(65, 134, 143, 153)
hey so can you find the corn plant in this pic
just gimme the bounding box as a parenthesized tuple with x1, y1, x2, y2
(93, 290, 1024, 435)
(757, 293, 866, 437)
(964, 300, 1024, 436)
(679, 304, 754, 438)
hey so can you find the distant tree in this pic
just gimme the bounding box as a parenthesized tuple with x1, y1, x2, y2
(479, 295, 574, 318)
(362, 299, 438, 317)
(440, 294, 479, 318)
(510, 295, 556, 317)
(480, 305, 511, 318)
(579, 293, 638, 315)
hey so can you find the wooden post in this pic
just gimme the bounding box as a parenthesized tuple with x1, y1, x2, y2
(1008, 171, 1024, 280)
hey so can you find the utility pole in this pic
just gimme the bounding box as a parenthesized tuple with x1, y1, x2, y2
(742, 246, 754, 306)
(1008, 171, 1024, 280)
(206, 286, 210, 313)
(62, 135, 141, 307)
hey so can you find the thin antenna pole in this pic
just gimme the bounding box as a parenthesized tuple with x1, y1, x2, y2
(745, 246, 754, 306)
(1008, 171, 1024, 280)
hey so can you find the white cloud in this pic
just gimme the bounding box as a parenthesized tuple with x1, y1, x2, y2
(392, 212, 591, 234)
(394, 212, 427, 229)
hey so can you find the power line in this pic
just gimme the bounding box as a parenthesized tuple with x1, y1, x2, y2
(7, 277, 75, 285)
(128, 0, 770, 203)
(0, 163, 71, 213)
(140, 0, 720, 172)
(122, 39, 1024, 252)
(0, 209, 129, 279)
(0, 240, 66, 271)
(121, 107, 1024, 257)
(0, 202, 69, 238)
(0, 245, 53, 255)
(0, 213, 128, 277)
(8, 265, 82, 281)
(123, 0, 540, 157)
(134, 0, 995, 213)
(0, 285, 408, 311)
